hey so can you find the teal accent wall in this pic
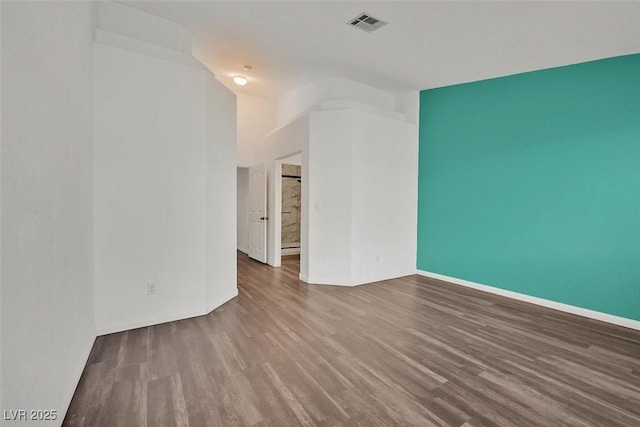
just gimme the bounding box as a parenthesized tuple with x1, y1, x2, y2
(417, 54, 640, 321)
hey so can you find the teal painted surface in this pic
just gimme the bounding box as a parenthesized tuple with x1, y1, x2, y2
(418, 54, 640, 321)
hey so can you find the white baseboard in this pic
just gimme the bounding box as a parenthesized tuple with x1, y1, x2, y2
(350, 270, 419, 287)
(299, 273, 309, 283)
(97, 308, 208, 335)
(237, 247, 248, 254)
(303, 275, 355, 286)
(303, 271, 417, 287)
(281, 247, 300, 256)
(96, 289, 239, 335)
(205, 288, 239, 314)
(416, 269, 640, 331)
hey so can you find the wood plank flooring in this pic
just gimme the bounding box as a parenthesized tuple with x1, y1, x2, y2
(64, 252, 640, 426)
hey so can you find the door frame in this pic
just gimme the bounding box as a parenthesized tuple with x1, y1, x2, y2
(248, 163, 267, 263)
(272, 152, 302, 268)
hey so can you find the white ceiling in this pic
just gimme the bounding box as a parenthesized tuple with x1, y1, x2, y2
(124, 1, 640, 100)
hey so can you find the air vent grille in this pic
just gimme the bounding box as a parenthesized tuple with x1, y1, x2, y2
(347, 13, 388, 33)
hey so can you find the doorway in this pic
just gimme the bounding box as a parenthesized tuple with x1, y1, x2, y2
(281, 162, 301, 254)
(274, 152, 303, 274)
(238, 151, 306, 279)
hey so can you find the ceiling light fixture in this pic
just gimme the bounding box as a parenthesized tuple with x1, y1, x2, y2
(233, 75, 248, 86)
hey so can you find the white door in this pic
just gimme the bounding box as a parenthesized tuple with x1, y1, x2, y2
(248, 163, 268, 263)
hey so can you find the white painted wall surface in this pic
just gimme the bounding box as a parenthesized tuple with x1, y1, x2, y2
(237, 95, 276, 166)
(93, 43, 208, 333)
(395, 91, 420, 125)
(97, 1, 192, 54)
(259, 118, 309, 269)
(350, 110, 418, 285)
(1, 1, 96, 423)
(276, 78, 397, 127)
(307, 111, 353, 284)
(331, 79, 396, 112)
(0, 0, 4, 416)
(237, 168, 250, 253)
(250, 78, 414, 283)
(204, 76, 238, 312)
(93, 29, 237, 334)
(306, 108, 418, 286)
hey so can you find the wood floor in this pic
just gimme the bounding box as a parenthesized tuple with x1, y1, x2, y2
(65, 252, 640, 426)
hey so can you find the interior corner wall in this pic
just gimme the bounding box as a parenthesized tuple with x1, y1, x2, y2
(350, 110, 418, 285)
(1, 0, 96, 420)
(93, 42, 206, 333)
(237, 168, 250, 253)
(0, 0, 4, 415)
(205, 76, 238, 312)
(395, 91, 420, 125)
(237, 94, 276, 167)
(93, 41, 237, 334)
(418, 53, 640, 321)
(97, 1, 192, 53)
(307, 109, 418, 286)
(276, 79, 397, 128)
(307, 111, 353, 284)
(276, 80, 332, 127)
(261, 117, 309, 268)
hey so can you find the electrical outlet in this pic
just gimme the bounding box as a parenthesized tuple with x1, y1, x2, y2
(147, 283, 156, 296)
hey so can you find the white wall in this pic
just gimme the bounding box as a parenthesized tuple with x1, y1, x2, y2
(253, 78, 416, 284)
(205, 77, 238, 312)
(236, 95, 275, 260)
(307, 111, 353, 284)
(93, 43, 204, 333)
(276, 78, 397, 127)
(97, 1, 192, 54)
(93, 6, 237, 334)
(306, 108, 418, 286)
(395, 91, 420, 125)
(237, 94, 276, 166)
(237, 168, 249, 253)
(0, 0, 4, 416)
(1, 1, 96, 423)
(350, 110, 418, 284)
(259, 118, 309, 269)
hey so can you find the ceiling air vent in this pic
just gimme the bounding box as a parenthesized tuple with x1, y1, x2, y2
(347, 13, 388, 33)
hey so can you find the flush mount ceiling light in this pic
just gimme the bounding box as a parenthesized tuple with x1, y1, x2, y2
(233, 75, 248, 86)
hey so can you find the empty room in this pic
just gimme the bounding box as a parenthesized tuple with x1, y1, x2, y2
(1, 1, 640, 426)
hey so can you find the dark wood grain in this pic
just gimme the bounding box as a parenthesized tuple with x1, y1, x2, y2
(64, 252, 640, 426)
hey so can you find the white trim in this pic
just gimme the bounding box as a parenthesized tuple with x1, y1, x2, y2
(205, 288, 239, 315)
(416, 270, 640, 331)
(281, 247, 300, 256)
(96, 289, 238, 335)
(303, 271, 416, 288)
(97, 308, 208, 335)
(299, 273, 309, 283)
(272, 151, 303, 269)
(272, 159, 283, 268)
(95, 29, 207, 72)
(237, 246, 248, 255)
(303, 276, 357, 287)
